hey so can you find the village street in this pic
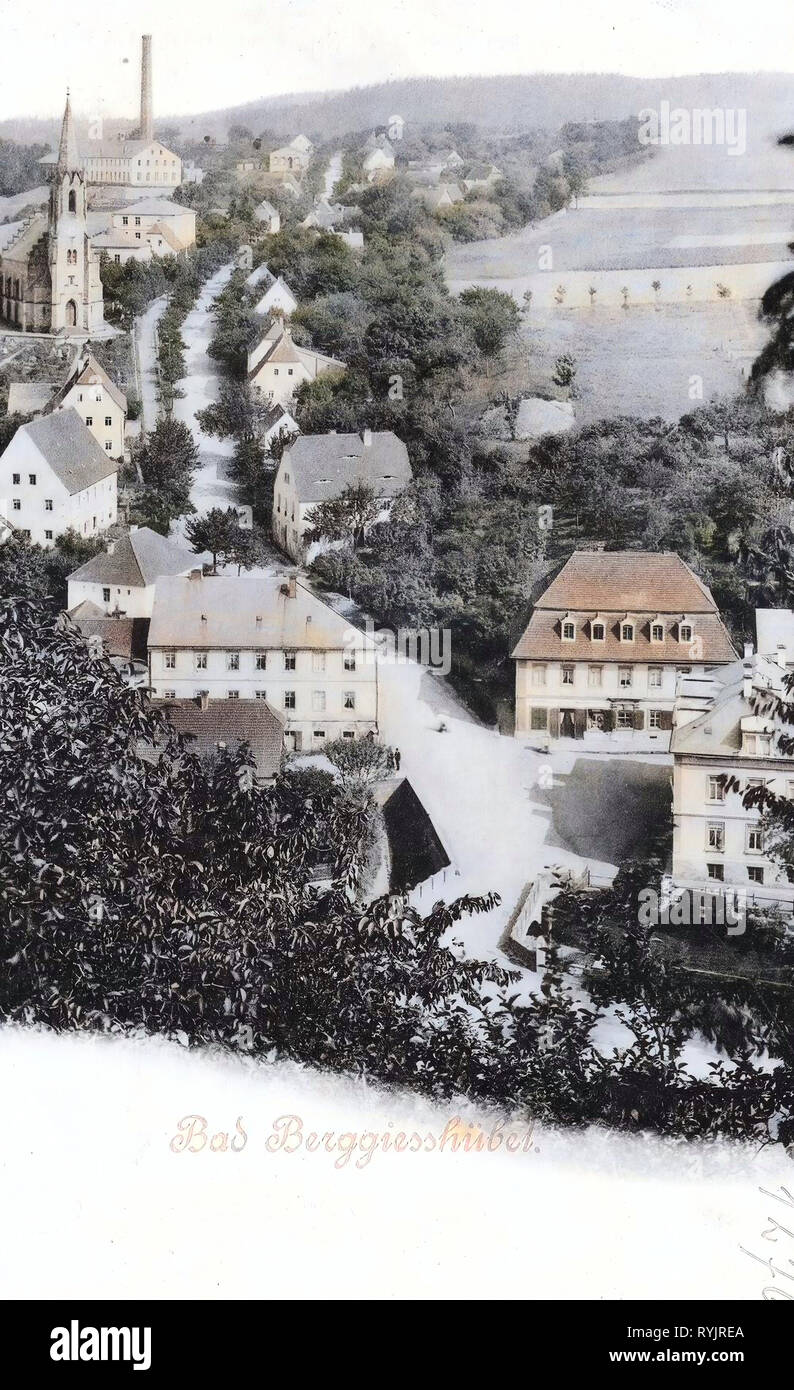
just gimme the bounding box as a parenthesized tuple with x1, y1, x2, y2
(134, 294, 168, 434)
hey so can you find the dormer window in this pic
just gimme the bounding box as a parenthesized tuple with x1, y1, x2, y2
(591, 621, 605, 642)
(562, 619, 576, 642)
(620, 622, 635, 643)
(651, 622, 665, 643)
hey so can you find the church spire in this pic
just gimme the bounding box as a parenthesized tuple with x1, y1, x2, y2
(56, 91, 81, 174)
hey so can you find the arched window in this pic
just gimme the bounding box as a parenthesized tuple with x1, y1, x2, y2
(68, 190, 77, 214)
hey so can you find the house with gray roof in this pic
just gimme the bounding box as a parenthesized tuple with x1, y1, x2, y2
(7, 351, 128, 459)
(272, 429, 412, 560)
(0, 407, 118, 546)
(67, 524, 194, 617)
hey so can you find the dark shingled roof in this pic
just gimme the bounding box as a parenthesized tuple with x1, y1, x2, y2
(69, 604, 149, 663)
(21, 408, 118, 493)
(374, 777, 450, 892)
(283, 431, 412, 504)
(148, 697, 285, 781)
(68, 527, 193, 589)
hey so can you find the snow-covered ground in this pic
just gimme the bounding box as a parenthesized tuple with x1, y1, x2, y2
(324, 151, 343, 200)
(0, 1026, 785, 1300)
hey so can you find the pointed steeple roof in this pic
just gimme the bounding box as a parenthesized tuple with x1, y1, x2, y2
(56, 91, 82, 174)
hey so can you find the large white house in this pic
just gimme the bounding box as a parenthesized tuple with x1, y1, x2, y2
(0, 408, 118, 546)
(67, 525, 194, 617)
(147, 571, 379, 751)
(247, 323, 344, 408)
(8, 351, 128, 460)
(272, 429, 412, 561)
(671, 648, 794, 906)
(512, 550, 737, 746)
(269, 135, 313, 176)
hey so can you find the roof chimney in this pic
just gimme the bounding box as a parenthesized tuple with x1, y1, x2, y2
(777, 643, 788, 669)
(363, 428, 372, 447)
(140, 35, 154, 144)
(743, 641, 753, 660)
(106, 541, 115, 556)
(189, 567, 202, 582)
(198, 691, 210, 711)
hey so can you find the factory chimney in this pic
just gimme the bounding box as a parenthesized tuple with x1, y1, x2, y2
(140, 34, 153, 143)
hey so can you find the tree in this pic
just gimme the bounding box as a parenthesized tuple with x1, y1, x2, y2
(305, 482, 383, 550)
(458, 286, 520, 374)
(552, 353, 577, 390)
(185, 507, 244, 572)
(135, 417, 199, 533)
(324, 737, 394, 788)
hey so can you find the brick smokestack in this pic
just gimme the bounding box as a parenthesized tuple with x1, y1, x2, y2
(140, 34, 153, 142)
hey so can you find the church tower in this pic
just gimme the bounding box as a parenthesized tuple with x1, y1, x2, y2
(48, 93, 104, 334)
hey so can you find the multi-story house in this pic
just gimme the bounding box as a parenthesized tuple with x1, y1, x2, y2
(8, 351, 128, 460)
(147, 571, 378, 752)
(67, 525, 194, 618)
(247, 322, 344, 408)
(272, 429, 412, 561)
(671, 648, 794, 905)
(0, 408, 117, 546)
(512, 550, 736, 745)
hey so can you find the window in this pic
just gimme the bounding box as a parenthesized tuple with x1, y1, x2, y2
(344, 652, 356, 672)
(122, 216, 128, 225)
(748, 866, 764, 884)
(621, 623, 634, 642)
(164, 651, 176, 670)
(227, 690, 239, 700)
(343, 691, 356, 710)
(284, 650, 296, 671)
(284, 691, 296, 710)
(255, 653, 267, 671)
(530, 706, 548, 731)
(342, 730, 355, 739)
(226, 652, 240, 671)
(12, 499, 20, 512)
(648, 666, 662, 688)
(706, 822, 725, 852)
(676, 665, 692, 676)
(45, 530, 53, 540)
(85, 417, 93, 427)
(680, 624, 692, 644)
(284, 472, 290, 484)
(102, 587, 111, 603)
(44, 499, 53, 512)
(618, 666, 632, 688)
(313, 729, 326, 743)
(195, 652, 207, 670)
(531, 664, 546, 687)
(651, 623, 664, 643)
(312, 690, 326, 712)
(312, 651, 326, 673)
(746, 826, 763, 853)
(649, 710, 662, 729)
(163, 690, 176, 701)
(587, 665, 602, 688)
(591, 622, 605, 642)
(707, 863, 724, 881)
(105, 442, 112, 452)
(562, 620, 576, 641)
(11, 473, 19, 485)
(561, 665, 574, 685)
(708, 776, 725, 802)
(105, 416, 112, 427)
(28, 474, 36, 486)
(616, 708, 634, 729)
(255, 690, 268, 700)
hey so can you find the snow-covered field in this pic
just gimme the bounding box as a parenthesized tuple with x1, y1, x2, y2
(0, 1027, 787, 1300)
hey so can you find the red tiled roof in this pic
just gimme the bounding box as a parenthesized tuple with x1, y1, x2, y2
(534, 551, 720, 613)
(512, 608, 736, 663)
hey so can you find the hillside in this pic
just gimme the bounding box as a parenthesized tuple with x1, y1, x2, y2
(2, 70, 794, 148)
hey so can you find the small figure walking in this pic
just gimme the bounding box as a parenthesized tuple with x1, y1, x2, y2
(393, 747, 401, 772)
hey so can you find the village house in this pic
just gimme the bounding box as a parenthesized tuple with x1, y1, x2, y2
(105, 198, 196, 254)
(272, 429, 412, 561)
(362, 139, 395, 184)
(247, 322, 345, 408)
(0, 408, 117, 546)
(147, 571, 379, 752)
(7, 350, 128, 459)
(461, 162, 503, 193)
(253, 199, 280, 234)
(142, 694, 286, 782)
(411, 183, 464, 212)
(269, 135, 313, 176)
(670, 647, 794, 906)
(252, 274, 298, 319)
(67, 525, 194, 617)
(512, 550, 737, 745)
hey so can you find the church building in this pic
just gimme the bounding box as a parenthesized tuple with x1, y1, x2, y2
(0, 94, 104, 335)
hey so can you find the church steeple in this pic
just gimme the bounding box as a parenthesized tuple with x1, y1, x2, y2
(56, 91, 82, 174)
